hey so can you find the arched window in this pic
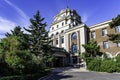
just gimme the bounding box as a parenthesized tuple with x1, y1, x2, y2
(56, 32, 59, 35)
(71, 44, 77, 53)
(51, 34, 54, 37)
(61, 30, 64, 33)
(71, 32, 77, 40)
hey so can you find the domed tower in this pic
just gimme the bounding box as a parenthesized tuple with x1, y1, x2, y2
(49, 7, 88, 65)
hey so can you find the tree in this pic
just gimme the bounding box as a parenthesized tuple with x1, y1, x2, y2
(24, 11, 52, 65)
(108, 15, 120, 44)
(109, 15, 120, 28)
(5, 26, 29, 50)
(82, 39, 100, 57)
(5, 26, 23, 37)
(0, 36, 32, 75)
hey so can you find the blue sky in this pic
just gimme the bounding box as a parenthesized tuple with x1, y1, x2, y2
(0, 0, 120, 38)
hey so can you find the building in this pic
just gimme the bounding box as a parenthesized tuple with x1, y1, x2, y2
(49, 7, 120, 65)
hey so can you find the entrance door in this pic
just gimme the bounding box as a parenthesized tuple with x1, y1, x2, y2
(72, 56, 77, 64)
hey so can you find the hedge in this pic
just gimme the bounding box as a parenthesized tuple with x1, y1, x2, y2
(86, 58, 119, 73)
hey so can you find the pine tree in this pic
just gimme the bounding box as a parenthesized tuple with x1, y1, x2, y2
(5, 26, 29, 50)
(5, 26, 23, 37)
(24, 11, 52, 63)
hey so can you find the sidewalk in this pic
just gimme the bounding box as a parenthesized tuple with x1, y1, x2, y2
(52, 67, 89, 73)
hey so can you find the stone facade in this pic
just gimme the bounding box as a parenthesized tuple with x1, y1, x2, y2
(49, 7, 120, 65)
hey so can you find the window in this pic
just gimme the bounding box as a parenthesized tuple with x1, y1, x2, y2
(57, 25, 59, 28)
(51, 40, 53, 45)
(52, 27, 54, 30)
(61, 30, 64, 33)
(76, 23, 78, 26)
(115, 26, 120, 33)
(56, 32, 59, 35)
(56, 38, 58, 45)
(71, 32, 77, 40)
(102, 28, 107, 36)
(71, 44, 77, 53)
(91, 31, 96, 39)
(65, 20, 67, 24)
(117, 43, 120, 47)
(61, 36, 64, 43)
(62, 22, 64, 26)
(51, 34, 54, 37)
(103, 41, 109, 49)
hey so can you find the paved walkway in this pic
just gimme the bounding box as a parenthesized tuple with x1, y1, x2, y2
(52, 67, 88, 72)
(39, 67, 120, 80)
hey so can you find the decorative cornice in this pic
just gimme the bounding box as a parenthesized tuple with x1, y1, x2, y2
(90, 20, 112, 29)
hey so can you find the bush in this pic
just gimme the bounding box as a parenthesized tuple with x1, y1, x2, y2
(0, 76, 24, 80)
(101, 59, 116, 73)
(87, 58, 101, 71)
(0, 69, 51, 80)
(116, 55, 120, 72)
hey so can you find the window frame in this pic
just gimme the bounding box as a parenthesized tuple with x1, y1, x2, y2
(117, 43, 120, 47)
(61, 36, 64, 44)
(71, 44, 78, 53)
(91, 31, 96, 39)
(115, 26, 120, 33)
(71, 32, 77, 40)
(103, 41, 109, 49)
(57, 25, 59, 28)
(52, 27, 54, 30)
(62, 22, 64, 26)
(56, 38, 58, 45)
(102, 28, 107, 36)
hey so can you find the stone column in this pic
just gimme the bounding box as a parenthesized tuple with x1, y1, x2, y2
(65, 33, 69, 51)
(80, 26, 86, 53)
(53, 36, 56, 46)
(58, 34, 61, 47)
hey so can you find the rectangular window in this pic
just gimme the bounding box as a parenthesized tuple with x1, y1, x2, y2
(62, 22, 64, 26)
(52, 27, 54, 30)
(56, 38, 58, 45)
(61, 36, 64, 43)
(91, 31, 96, 39)
(102, 28, 107, 36)
(65, 20, 67, 24)
(115, 26, 120, 33)
(103, 41, 109, 49)
(51, 40, 53, 45)
(57, 25, 59, 28)
(117, 43, 120, 47)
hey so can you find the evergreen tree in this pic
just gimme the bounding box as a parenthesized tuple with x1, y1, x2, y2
(5, 26, 23, 37)
(24, 11, 52, 65)
(108, 15, 120, 44)
(5, 26, 29, 50)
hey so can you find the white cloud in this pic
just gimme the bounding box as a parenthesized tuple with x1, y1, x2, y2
(0, 16, 16, 33)
(82, 13, 89, 23)
(4, 0, 30, 26)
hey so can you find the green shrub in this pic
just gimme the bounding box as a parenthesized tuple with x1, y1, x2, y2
(87, 58, 101, 71)
(101, 59, 116, 73)
(116, 63, 120, 72)
(0, 69, 51, 80)
(0, 76, 24, 80)
(116, 55, 120, 72)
